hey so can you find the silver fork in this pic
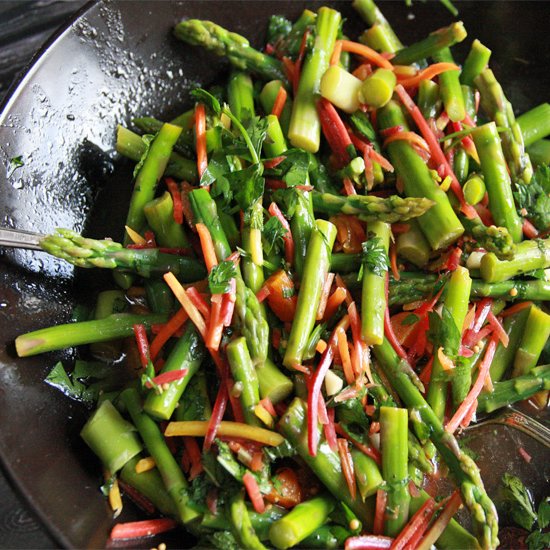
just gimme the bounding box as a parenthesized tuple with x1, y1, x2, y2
(464, 407, 550, 448)
(0, 227, 44, 250)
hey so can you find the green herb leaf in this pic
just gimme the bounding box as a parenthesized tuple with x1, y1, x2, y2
(358, 236, 389, 280)
(263, 439, 296, 462)
(209, 260, 237, 294)
(226, 164, 265, 217)
(526, 530, 550, 550)
(537, 497, 550, 529)
(7, 155, 24, 178)
(191, 88, 222, 115)
(264, 149, 310, 188)
(262, 216, 286, 255)
(202, 531, 240, 550)
(501, 473, 538, 531)
(427, 306, 461, 359)
(514, 164, 550, 231)
(349, 111, 379, 149)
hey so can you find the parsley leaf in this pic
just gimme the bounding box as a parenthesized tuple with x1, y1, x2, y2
(514, 164, 550, 231)
(358, 236, 389, 280)
(526, 530, 550, 550)
(427, 306, 461, 359)
(190, 88, 221, 115)
(538, 497, 550, 529)
(501, 473, 538, 531)
(264, 149, 310, 187)
(208, 260, 237, 294)
(226, 163, 265, 216)
(7, 155, 24, 177)
(263, 439, 296, 462)
(262, 216, 286, 255)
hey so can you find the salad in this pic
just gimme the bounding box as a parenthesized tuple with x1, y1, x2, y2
(13, 0, 550, 548)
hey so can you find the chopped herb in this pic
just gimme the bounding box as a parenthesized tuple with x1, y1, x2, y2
(501, 473, 538, 531)
(208, 260, 237, 295)
(514, 164, 550, 231)
(191, 88, 222, 115)
(7, 155, 24, 178)
(358, 235, 389, 280)
(262, 215, 286, 255)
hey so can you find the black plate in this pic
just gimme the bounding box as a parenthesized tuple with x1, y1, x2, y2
(0, 1, 549, 548)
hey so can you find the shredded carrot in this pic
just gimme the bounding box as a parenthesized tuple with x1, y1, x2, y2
(352, 63, 373, 80)
(487, 311, 509, 348)
(389, 241, 400, 281)
(316, 339, 328, 354)
(163, 272, 207, 338)
(110, 518, 178, 541)
(334, 423, 381, 463)
(322, 287, 348, 322)
(243, 471, 266, 513)
(391, 497, 436, 550)
(281, 56, 295, 83)
(416, 491, 462, 550)
(132, 324, 150, 369)
(150, 308, 189, 361)
(183, 436, 203, 480)
(165, 177, 184, 224)
(330, 40, 343, 66)
(419, 356, 434, 385)
(195, 222, 218, 273)
(263, 155, 286, 170)
(446, 334, 499, 434)
(337, 328, 355, 385)
(271, 85, 288, 119)
(206, 297, 224, 351)
(397, 62, 460, 88)
(500, 301, 533, 318)
(146, 368, 188, 389)
(523, 219, 539, 239)
(322, 402, 338, 451)
(437, 347, 455, 372)
(383, 131, 430, 153)
(338, 39, 393, 70)
(195, 103, 208, 179)
(317, 273, 335, 320)
(373, 489, 387, 535)
(293, 29, 310, 94)
(343, 176, 357, 196)
(318, 98, 354, 166)
(338, 438, 357, 500)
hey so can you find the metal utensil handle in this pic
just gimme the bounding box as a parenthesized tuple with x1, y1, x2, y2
(480, 408, 550, 449)
(0, 227, 44, 250)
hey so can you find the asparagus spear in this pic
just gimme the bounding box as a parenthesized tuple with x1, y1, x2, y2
(283, 220, 337, 369)
(387, 273, 550, 306)
(517, 103, 550, 147)
(527, 139, 550, 166)
(432, 47, 465, 122)
(480, 236, 550, 282)
(471, 123, 523, 243)
(279, 398, 375, 526)
(288, 7, 341, 152)
(133, 115, 194, 157)
(121, 387, 200, 524)
(392, 22, 467, 66)
(417, 80, 441, 119)
(478, 364, 550, 413)
(373, 339, 499, 549)
(380, 406, 410, 536)
(291, 188, 316, 279)
(351, 449, 383, 500)
(124, 122, 182, 245)
(395, 220, 431, 268)
(80, 399, 143, 474)
(230, 491, 266, 549)
(226, 337, 261, 426)
(512, 306, 550, 377)
(269, 494, 334, 550)
(352, 0, 403, 52)
(460, 39, 491, 87)
(378, 101, 464, 250)
(143, 323, 205, 420)
(475, 68, 533, 184)
(143, 192, 190, 249)
(16, 312, 166, 357)
(260, 80, 293, 135)
(174, 19, 286, 82)
(310, 191, 435, 223)
(116, 125, 197, 183)
(39, 229, 206, 282)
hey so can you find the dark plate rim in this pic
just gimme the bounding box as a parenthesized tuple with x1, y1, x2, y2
(0, 4, 98, 547)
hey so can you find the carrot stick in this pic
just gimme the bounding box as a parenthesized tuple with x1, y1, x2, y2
(195, 222, 218, 273)
(243, 471, 266, 513)
(373, 489, 387, 535)
(397, 62, 460, 88)
(416, 491, 463, 550)
(149, 308, 188, 361)
(165, 177, 184, 224)
(500, 301, 533, 318)
(183, 436, 203, 480)
(322, 287, 347, 322)
(338, 39, 394, 70)
(334, 423, 381, 464)
(132, 324, 150, 369)
(337, 327, 355, 385)
(195, 103, 207, 179)
(110, 518, 178, 541)
(318, 98, 354, 165)
(390, 496, 436, 550)
(316, 273, 335, 320)
(271, 86, 288, 119)
(383, 131, 430, 152)
(145, 368, 188, 389)
(330, 40, 342, 66)
(338, 438, 357, 500)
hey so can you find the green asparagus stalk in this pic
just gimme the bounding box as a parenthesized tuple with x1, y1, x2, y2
(301, 525, 350, 549)
(143, 192, 190, 249)
(475, 68, 533, 184)
(133, 115, 194, 157)
(460, 39, 491, 87)
(462, 84, 477, 121)
(392, 22, 467, 66)
(145, 279, 174, 315)
(512, 306, 550, 377)
(227, 337, 261, 426)
(462, 174, 486, 206)
(453, 146, 470, 184)
(417, 80, 441, 119)
(432, 47, 465, 122)
(283, 220, 337, 369)
(388, 273, 550, 306)
(256, 358, 294, 404)
(490, 306, 531, 382)
(480, 236, 550, 282)
(361, 24, 400, 55)
(310, 191, 435, 223)
(351, 449, 383, 500)
(279, 398, 375, 527)
(373, 338, 499, 549)
(230, 491, 266, 549)
(174, 19, 286, 82)
(396, 220, 431, 268)
(144, 323, 205, 420)
(119, 456, 178, 518)
(291, 189, 316, 279)
(80, 399, 143, 474)
(378, 101, 464, 250)
(478, 364, 550, 414)
(361, 221, 390, 346)
(260, 80, 293, 135)
(116, 125, 197, 183)
(517, 103, 550, 147)
(380, 406, 410, 536)
(527, 139, 550, 166)
(452, 342, 485, 409)
(121, 387, 200, 524)
(288, 7, 341, 152)
(228, 71, 255, 121)
(89, 289, 127, 360)
(264, 114, 288, 158)
(353, 0, 403, 51)
(124, 123, 182, 244)
(16, 312, 166, 357)
(39, 229, 205, 282)
(176, 370, 212, 421)
(471, 122, 524, 243)
(427, 266, 472, 420)
(269, 494, 334, 550)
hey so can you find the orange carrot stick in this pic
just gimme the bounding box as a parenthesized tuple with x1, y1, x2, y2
(149, 308, 189, 360)
(338, 39, 394, 70)
(195, 222, 218, 273)
(397, 62, 460, 88)
(195, 103, 208, 179)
